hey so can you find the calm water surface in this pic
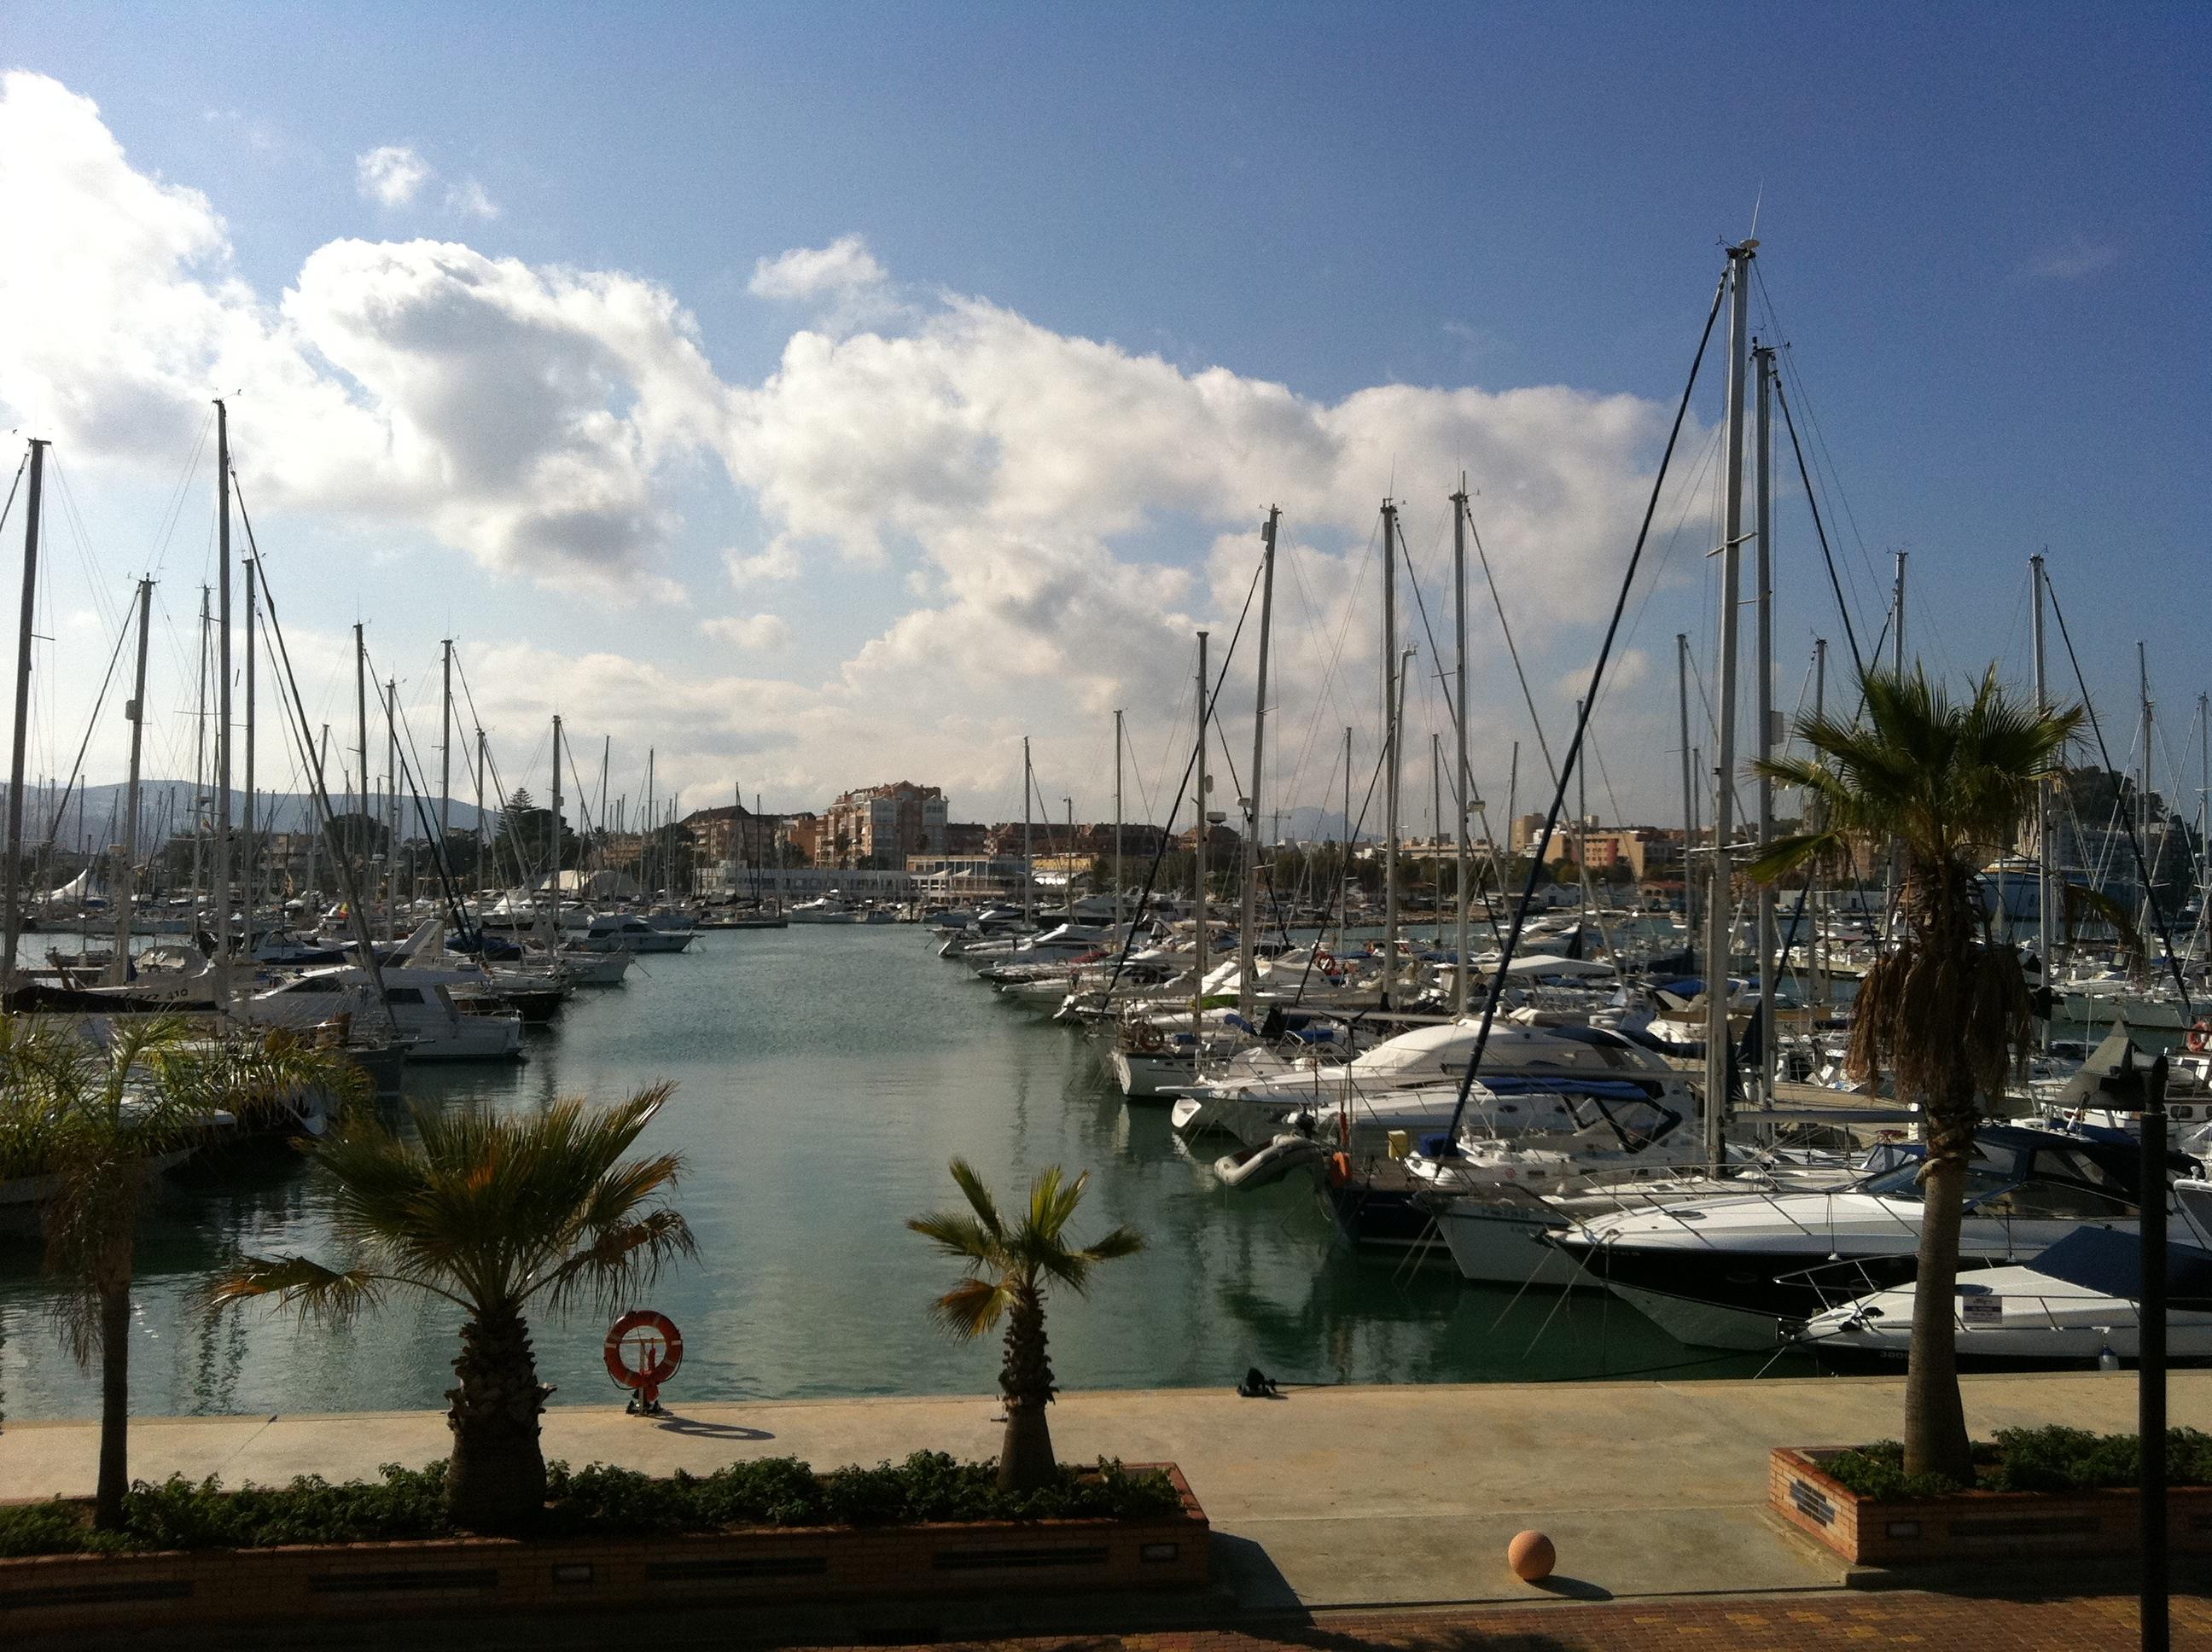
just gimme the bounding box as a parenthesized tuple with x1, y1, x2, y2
(0, 927, 1797, 1422)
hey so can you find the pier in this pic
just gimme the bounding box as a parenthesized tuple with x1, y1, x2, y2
(4, 1370, 2201, 1618)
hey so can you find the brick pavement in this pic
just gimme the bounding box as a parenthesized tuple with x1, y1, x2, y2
(755, 1591, 2196, 1652)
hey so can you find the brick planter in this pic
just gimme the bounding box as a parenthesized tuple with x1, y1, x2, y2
(1772, 1446, 2212, 1566)
(0, 1463, 1207, 1637)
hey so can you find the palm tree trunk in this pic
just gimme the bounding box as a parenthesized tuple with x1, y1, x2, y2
(997, 1287, 1057, 1492)
(445, 1306, 551, 1532)
(93, 1283, 131, 1530)
(1903, 1126, 1975, 1483)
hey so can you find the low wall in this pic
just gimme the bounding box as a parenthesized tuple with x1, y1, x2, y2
(0, 1465, 1207, 1636)
(1772, 1446, 2212, 1566)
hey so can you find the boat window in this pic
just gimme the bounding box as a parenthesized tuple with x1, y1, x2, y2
(284, 977, 341, 993)
(2030, 1147, 2133, 1199)
(1973, 1180, 2137, 1220)
(386, 987, 424, 1004)
(1863, 1160, 2017, 1203)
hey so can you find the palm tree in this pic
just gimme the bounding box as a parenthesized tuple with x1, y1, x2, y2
(2, 1015, 368, 1528)
(212, 1086, 694, 1533)
(908, 1159, 1142, 1491)
(1749, 666, 2080, 1481)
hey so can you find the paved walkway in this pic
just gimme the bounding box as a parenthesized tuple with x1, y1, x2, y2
(4, 1370, 2202, 1613)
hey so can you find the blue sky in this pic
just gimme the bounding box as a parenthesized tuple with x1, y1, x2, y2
(3, 3, 2205, 834)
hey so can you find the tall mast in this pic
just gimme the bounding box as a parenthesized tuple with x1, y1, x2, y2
(0, 439, 44, 983)
(644, 748, 656, 892)
(1677, 632, 1696, 957)
(109, 575, 155, 980)
(1380, 499, 1401, 1003)
(1193, 631, 1211, 1027)
(353, 622, 368, 910)
(1021, 736, 1033, 925)
(2139, 641, 2154, 932)
(1431, 730, 1444, 944)
(1238, 507, 1278, 1021)
(1452, 481, 1472, 1015)
(1703, 237, 1755, 1166)
(213, 404, 234, 1003)
(242, 549, 258, 960)
(1112, 709, 1124, 931)
(193, 586, 209, 903)
(550, 715, 563, 939)
(384, 678, 399, 942)
(474, 727, 487, 875)
(1885, 550, 1906, 933)
(1812, 637, 1829, 1009)
(1339, 724, 1351, 954)
(311, 724, 329, 909)
(2029, 556, 2052, 1043)
(439, 638, 453, 845)
(1753, 341, 1778, 1105)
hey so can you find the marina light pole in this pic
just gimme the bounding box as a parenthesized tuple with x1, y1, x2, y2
(1703, 237, 1755, 1166)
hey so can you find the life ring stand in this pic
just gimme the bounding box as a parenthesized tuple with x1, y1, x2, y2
(2187, 1021, 2210, 1056)
(604, 1309, 684, 1416)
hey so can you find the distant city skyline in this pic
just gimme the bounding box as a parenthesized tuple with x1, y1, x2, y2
(2, 5, 2203, 841)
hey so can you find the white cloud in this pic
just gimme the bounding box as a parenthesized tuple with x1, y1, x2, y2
(446, 177, 499, 220)
(2022, 235, 2118, 282)
(0, 73, 730, 593)
(356, 144, 431, 207)
(748, 234, 888, 301)
(725, 537, 804, 585)
(701, 613, 795, 652)
(0, 70, 1687, 817)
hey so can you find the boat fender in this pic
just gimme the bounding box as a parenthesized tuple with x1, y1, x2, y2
(1327, 1150, 1352, 1189)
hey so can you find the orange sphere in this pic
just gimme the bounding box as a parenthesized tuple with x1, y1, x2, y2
(1507, 1529, 1556, 1582)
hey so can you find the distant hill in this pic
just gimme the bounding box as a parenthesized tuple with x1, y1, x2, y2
(5, 781, 490, 849)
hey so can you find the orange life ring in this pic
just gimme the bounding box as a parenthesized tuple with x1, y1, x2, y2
(2188, 1022, 2210, 1055)
(1314, 947, 1336, 971)
(1327, 1150, 1353, 1189)
(604, 1309, 684, 1407)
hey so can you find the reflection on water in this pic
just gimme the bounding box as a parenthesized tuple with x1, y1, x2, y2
(0, 927, 1793, 1422)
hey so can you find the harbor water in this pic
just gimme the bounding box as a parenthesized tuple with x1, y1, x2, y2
(0, 926, 1809, 1422)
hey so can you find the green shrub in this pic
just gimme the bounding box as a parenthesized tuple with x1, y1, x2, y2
(1820, 1428, 2212, 1499)
(0, 1453, 1182, 1556)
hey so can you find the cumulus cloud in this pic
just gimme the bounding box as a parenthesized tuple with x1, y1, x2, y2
(748, 234, 888, 300)
(356, 144, 431, 207)
(0, 73, 729, 590)
(1, 71, 1685, 814)
(701, 613, 795, 651)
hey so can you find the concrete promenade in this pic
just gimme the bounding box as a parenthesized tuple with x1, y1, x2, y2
(4, 1370, 2203, 1612)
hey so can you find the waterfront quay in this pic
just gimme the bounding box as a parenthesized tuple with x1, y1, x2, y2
(6, 1370, 2203, 1638)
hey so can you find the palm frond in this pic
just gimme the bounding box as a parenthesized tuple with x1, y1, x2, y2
(947, 1157, 1004, 1239)
(929, 1275, 1011, 1340)
(528, 1207, 698, 1316)
(207, 1255, 393, 1328)
(907, 1211, 1003, 1264)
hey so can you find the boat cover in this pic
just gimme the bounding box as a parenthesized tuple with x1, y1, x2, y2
(2028, 1224, 2212, 1305)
